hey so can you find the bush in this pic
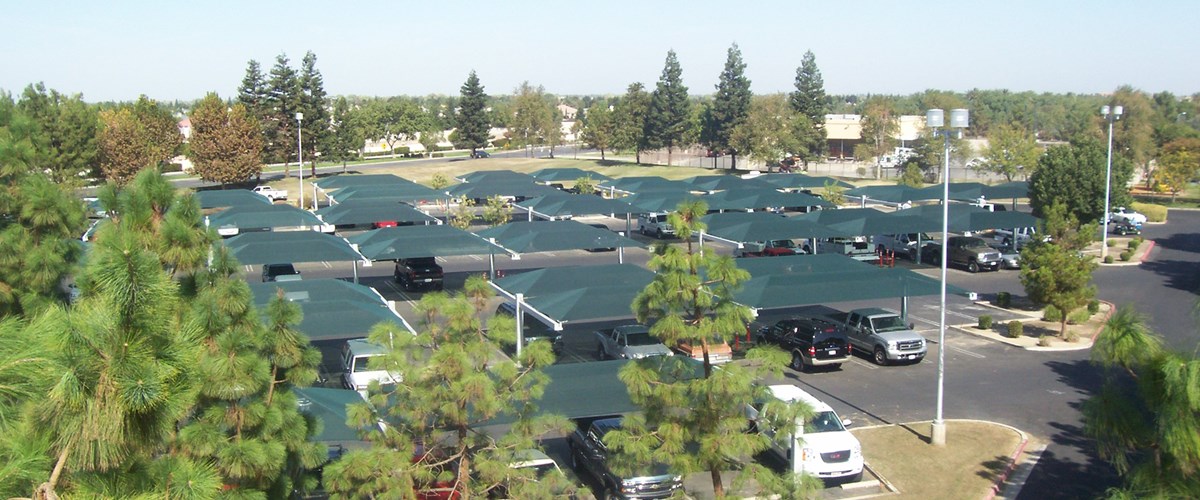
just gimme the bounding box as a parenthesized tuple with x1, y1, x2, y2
(1088, 299, 1100, 314)
(996, 292, 1011, 308)
(1006, 320, 1024, 338)
(1067, 308, 1090, 325)
(1065, 330, 1080, 343)
(1038, 335, 1052, 347)
(1043, 305, 1063, 322)
(1127, 240, 1140, 250)
(1131, 201, 1167, 222)
(1133, 236, 1144, 245)
(1106, 239, 1119, 247)
(393, 146, 411, 155)
(856, 167, 867, 177)
(1104, 255, 1114, 264)
(1120, 251, 1133, 262)
(432, 152, 444, 158)
(492, 138, 509, 149)
(978, 315, 993, 329)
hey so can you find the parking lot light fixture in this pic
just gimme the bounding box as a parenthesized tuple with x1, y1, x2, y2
(297, 112, 304, 210)
(1101, 105, 1122, 259)
(926, 108, 968, 446)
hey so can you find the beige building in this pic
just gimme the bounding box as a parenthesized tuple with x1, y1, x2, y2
(823, 114, 927, 159)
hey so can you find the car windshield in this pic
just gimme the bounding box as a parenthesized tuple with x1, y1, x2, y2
(624, 332, 661, 346)
(870, 316, 907, 332)
(408, 257, 437, 266)
(961, 237, 988, 247)
(352, 355, 378, 372)
(804, 411, 846, 433)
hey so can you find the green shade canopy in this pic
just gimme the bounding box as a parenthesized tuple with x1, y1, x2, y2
(755, 173, 855, 189)
(314, 174, 417, 191)
(491, 264, 654, 324)
(844, 185, 933, 203)
(206, 204, 324, 232)
(916, 182, 990, 201)
(530, 167, 612, 182)
(599, 176, 692, 195)
(706, 188, 833, 210)
(328, 184, 444, 204)
(685, 175, 777, 192)
(826, 213, 942, 238)
(514, 193, 637, 218)
(224, 231, 365, 265)
(446, 181, 560, 201)
(248, 279, 414, 341)
(621, 191, 706, 213)
(795, 207, 886, 226)
(195, 189, 272, 209)
(348, 225, 505, 261)
(981, 181, 1029, 199)
(700, 212, 840, 243)
(494, 264, 653, 297)
(315, 200, 436, 226)
(475, 220, 642, 254)
(893, 204, 1039, 233)
(294, 387, 373, 447)
(250, 278, 383, 305)
(457, 170, 537, 184)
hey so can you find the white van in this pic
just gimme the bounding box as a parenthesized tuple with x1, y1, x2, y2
(745, 384, 864, 482)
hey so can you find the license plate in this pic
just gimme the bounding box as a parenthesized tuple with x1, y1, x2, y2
(828, 350, 837, 356)
(422, 278, 433, 282)
(907, 354, 917, 359)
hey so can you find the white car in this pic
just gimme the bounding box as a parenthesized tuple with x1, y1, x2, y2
(1109, 207, 1147, 226)
(746, 384, 864, 482)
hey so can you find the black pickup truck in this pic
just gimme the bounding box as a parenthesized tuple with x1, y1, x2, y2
(567, 415, 682, 499)
(394, 257, 444, 291)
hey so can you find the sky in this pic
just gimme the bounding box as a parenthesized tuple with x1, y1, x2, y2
(2, 0, 1197, 103)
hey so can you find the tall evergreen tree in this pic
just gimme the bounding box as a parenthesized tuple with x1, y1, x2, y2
(16, 83, 100, 185)
(189, 93, 264, 187)
(702, 43, 752, 169)
(581, 103, 615, 160)
(328, 96, 364, 171)
(455, 70, 491, 155)
(238, 59, 268, 115)
(298, 51, 329, 178)
(789, 51, 829, 163)
(644, 50, 692, 166)
(265, 53, 301, 171)
(612, 82, 650, 164)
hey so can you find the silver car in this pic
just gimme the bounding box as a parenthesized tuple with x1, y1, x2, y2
(989, 242, 1021, 269)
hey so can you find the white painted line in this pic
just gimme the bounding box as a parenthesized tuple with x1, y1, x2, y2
(435, 257, 446, 263)
(321, 261, 332, 268)
(244, 265, 253, 272)
(382, 280, 413, 302)
(949, 344, 986, 359)
(909, 315, 940, 327)
(468, 255, 483, 261)
(543, 252, 557, 257)
(848, 357, 880, 370)
(947, 309, 978, 321)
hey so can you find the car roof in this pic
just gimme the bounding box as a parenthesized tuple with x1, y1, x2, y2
(345, 338, 388, 356)
(854, 307, 894, 317)
(766, 384, 834, 412)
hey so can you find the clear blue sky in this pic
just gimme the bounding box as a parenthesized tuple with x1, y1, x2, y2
(3, 0, 1196, 103)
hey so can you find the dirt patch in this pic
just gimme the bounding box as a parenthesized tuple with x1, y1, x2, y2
(966, 300, 1112, 349)
(853, 421, 1023, 499)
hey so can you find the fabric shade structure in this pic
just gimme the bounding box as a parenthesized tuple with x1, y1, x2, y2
(705, 188, 832, 211)
(916, 182, 990, 201)
(293, 387, 373, 448)
(475, 220, 642, 254)
(530, 167, 612, 182)
(981, 181, 1029, 199)
(248, 279, 415, 341)
(826, 212, 941, 238)
(755, 173, 855, 189)
(327, 183, 444, 204)
(314, 199, 436, 226)
(513, 193, 638, 219)
(494, 263, 653, 297)
(621, 191, 706, 213)
(224, 231, 366, 265)
(457, 170, 537, 184)
(445, 181, 560, 201)
(844, 184, 935, 204)
(893, 204, 1039, 233)
(490, 264, 655, 326)
(206, 204, 325, 235)
(726, 254, 969, 311)
(313, 173, 417, 191)
(795, 207, 886, 226)
(684, 175, 777, 192)
(348, 225, 506, 261)
(599, 176, 692, 195)
(195, 189, 272, 209)
(699, 212, 840, 244)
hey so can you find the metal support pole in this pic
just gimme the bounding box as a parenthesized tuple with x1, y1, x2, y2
(515, 293, 525, 364)
(1102, 112, 1115, 259)
(353, 260, 359, 284)
(933, 129, 951, 447)
(297, 113, 304, 210)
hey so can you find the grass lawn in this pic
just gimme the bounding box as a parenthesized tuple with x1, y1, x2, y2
(853, 421, 1023, 499)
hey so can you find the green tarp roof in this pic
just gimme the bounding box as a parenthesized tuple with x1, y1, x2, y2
(458, 170, 538, 183)
(315, 200, 436, 226)
(620, 191, 705, 213)
(294, 387, 372, 446)
(514, 193, 637, 218)
(700, 212, 840, 242)
(755, 173, 855, 189)
(446, 181, 560, 200)
(313, 174, 417, 190)
(224, 231, 365, 264)
(600, 176, 692, 194)
(491, 264, 654, 323)
(826, 212, 941, 238)
(844, 185, 932, 203)
(685, 175, 777, 192)
(206, 204, 324, 231)
(893, 204, 1039, 232)
(250, 278, 383, 304)
(348, 225, 505, 260)
(475, 220, 642, 254)
(705, 188, 832, 210)
(794, 207, 886, 225)
(328, 184, 444, 204)
(249, 279, 415, 341)
(533, 359, 702, 420)
(195, 189, 272, 209)
(981, 181, 1029, 199)
(530, 167, 612, 182)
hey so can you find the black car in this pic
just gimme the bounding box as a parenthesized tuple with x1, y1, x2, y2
(470, 150, 491, 159)
(394, 257, 444, 291)
(757, 317, 852, 371)
(262, 263, 301, 282)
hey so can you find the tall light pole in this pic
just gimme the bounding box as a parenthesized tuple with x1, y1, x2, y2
(926, 108, 969, 446)
(297, 112, 305, 210)
(1101, 105, 1122, 259)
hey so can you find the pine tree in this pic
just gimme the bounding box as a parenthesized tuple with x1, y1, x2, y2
(324, 276, 572, 498)
(298, 51, 329, 178)
(612, 83, 650, 164)
(266, 53, 301, 170)
(581, 103, 615, 160)
(329, 96, 364, 171)
(16, 83, 100, 186)
(189, 93, 264, 187)
(644, 50, 692, 166)
(789, 51, 829, 164)
(455, 70, 491, 154)
(238, 59, 268, 114)
(702, 43, 752, 169)
(609, 199, 819, 497)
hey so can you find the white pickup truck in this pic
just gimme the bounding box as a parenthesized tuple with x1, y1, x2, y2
(595, 325, 673, 360)
(252, 185, 288, 202)
(341, 339, 400, 399)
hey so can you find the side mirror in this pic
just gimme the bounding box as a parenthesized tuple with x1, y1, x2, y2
(842, 418, 853, 428)
(908, 323, 915, 330)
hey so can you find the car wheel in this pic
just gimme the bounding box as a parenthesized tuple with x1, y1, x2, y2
(873, 347, 889, 366)
(656, 228, 664, 239)
(791, 351, 804, 371)
(829, 363, 842, 370)
(569, 444, 579, 469)
(597, 344, 606, 360)
(968, 260, 980, 273)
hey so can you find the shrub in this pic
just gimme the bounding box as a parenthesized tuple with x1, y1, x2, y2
(1104, 255, 1114, 264)
(1127, 240, 1140, 250)
(1038, 335, 1052, 347)
(1087, 299, 1100, 314)
(1131, 201, 1167, 222)
(492, 138, 509, 149)
(1106, 240, 1119, 247)
(996, 292, 1011, 308)
(1067, 308, 1090, 325)
(1133, 236, 1144, 245)
(1043, 305, 1063, 322)
(393, 146, 411, 155)
(1120, 251, 1133, 262)
(1006, 320, 1024, 338)
(856, 167, 867, 177)
(432, 152, 444, 158)
(978, 315, 993, 329)
(1065, 330, 1080, 343)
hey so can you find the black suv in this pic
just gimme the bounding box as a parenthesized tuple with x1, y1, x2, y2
(757, 317, 852, 371)
(262, 263, 301, 282)
(394, 257, 444, 291)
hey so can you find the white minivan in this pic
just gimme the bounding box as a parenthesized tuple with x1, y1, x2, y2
(745, 384, 864, 482)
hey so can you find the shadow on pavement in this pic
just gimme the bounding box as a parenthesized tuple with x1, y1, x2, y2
(1139, 258, 1200, 295)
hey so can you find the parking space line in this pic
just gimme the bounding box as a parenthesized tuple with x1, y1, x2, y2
(848, 357, 879, 370)
(322, 261, 332, 268)
(244, 265, 254, 273)
(382, 280, 413, 302)
(948, 344, 986, 359)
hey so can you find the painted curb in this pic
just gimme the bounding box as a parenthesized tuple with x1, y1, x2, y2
(1138, 240, 1156, 263)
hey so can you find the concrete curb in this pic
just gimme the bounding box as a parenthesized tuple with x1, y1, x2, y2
(957, 301, 1117, 352)
(1139, 240, 1156, 263)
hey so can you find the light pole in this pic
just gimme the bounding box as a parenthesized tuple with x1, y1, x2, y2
(297, 112, 305, 210)
(926, 108, 969, 446)
(1101, 105, 1122, 259)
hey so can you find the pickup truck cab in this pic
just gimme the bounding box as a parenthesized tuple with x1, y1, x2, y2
(873, 233, 933, 260)
(567, 415, 683, 499)
(262, 263, 302, 282)
(745, 384, 863, 482)
(595, 325, 673, 360)
(394, 257, 444, 291)
(341, 339, 400, 399)
(832, 308, 926, 366)
(637, 212, 675, 239)
(944, 236, 1002, 272)
(252, 185, 288, 202)
(757, 317, 851, 371)
(816, 236, 876, 261)
(735, 239, 799, 258)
